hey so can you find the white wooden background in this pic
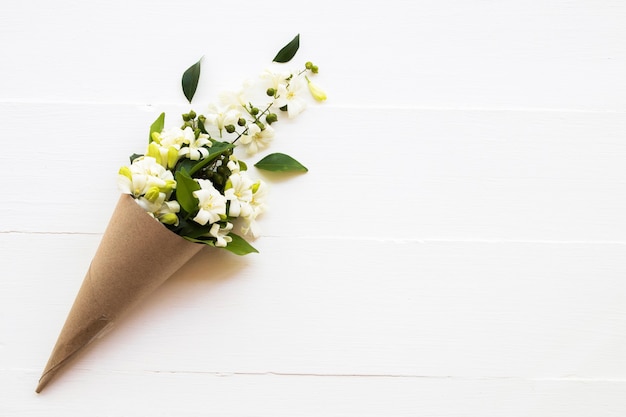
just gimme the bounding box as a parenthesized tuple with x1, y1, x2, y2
(2, 0, 625, 415)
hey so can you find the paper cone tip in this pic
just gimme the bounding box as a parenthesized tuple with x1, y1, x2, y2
(35, 195, 203, 391)
(36, 373, 52, 393)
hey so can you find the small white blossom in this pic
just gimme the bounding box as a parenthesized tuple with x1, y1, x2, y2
(118, 156, 177, 215)
(155, 127, 192, 148)
(261, 68, 291, 92)
(274, 75, 307, 118)
(227, 155, 242, 174)
(204, 103, 241, 137)
(148, 200, 180, 226)
(240, 180, 268, 238)
(218, 86, 249, 110)
(192, 179, 227, 226)
(209, 222, 233, 247)
(118, 156, 175, 198)
(224, 172, 254, 218)
(179, 130, 211, 161)
(150, 126, 201, 168)
(239, 123, 274, 155)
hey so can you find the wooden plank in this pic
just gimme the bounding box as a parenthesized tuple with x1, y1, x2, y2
(5, 369, 626, 417)
(0, 1, 624, 110)
(2, 104, 625, 241)
(4, 234, 626, 380)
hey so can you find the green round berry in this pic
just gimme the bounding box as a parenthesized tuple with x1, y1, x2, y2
(213, 174, 224, 186)
(265, 113, 278, 124)
(225, 124, 236, 134)
(237, 117, 247, 126)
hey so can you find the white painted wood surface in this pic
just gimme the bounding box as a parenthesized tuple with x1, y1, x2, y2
(1, 0, 625, 415)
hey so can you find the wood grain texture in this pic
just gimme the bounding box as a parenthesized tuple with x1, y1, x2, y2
(1, 0, 625, 415)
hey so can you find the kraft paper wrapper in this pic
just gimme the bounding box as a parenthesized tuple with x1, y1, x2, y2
(36, 194, 203, 393)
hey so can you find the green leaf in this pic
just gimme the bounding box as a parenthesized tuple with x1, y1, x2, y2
(186, 141, 235, 175)
(183, 236, 216, 247)
(254, 153, 308, 172)
(149, 112, 165, 142)
(182, 57, 202, 103)
(273, 34, 300, 63)
(174, 170, 200, 213)
(222, 233, 259, 255)
(183, 233, 258, 255)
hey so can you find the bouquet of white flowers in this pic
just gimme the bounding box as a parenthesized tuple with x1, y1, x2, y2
(36, 34, 326, 393)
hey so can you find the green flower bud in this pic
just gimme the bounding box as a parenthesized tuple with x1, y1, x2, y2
(217, 164, 230, 177)
(250, 107, 259, 115)
(119, 166, 132, 180)
(182, 113, 190, 122)
(213, 173, 224, 186)
(311, 65, 319, 74)
(144, 186, 162, 203)
(265, 113, 278, 124)
(305, 61, 313, 70)
(147, 142, 162, 163)
(188, 110, 196, 119)
(166, 147, 179, 169)
(266, 87, 276, 97)
(237, 117, 247, 126)
(159, 213, 179, 226)
(225, 124, 236, 134)
(162, 179, 177, 194)
(150, 131, 162, 144)
(307, 79, 327, 102)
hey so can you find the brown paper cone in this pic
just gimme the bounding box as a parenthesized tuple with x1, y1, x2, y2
(36, 194, 204, 393)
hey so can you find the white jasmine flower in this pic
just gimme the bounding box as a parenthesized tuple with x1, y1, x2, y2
(154, 126, 192, 148)
(146, 141, 181, 169)
(204, 103, 241, 137)
(218, 86, 249, 110)
(179, 130, 211, 161)
(240, 207, 263, 238)
(154, 200, 180, 226)
(209, 222, 233, 247)
(224, 172, 253, 218)
(274, 75, 307, 118)
(226, 155, 242, 174)
(118, 156, 175, 199)
(239, 123, 274, 155)
(136, 192, 167, 214)
(261, 68, 291, 92)
(240, 180, 268, 238)
(192, 179, 227, 225)
(150, 126, 199, 168)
